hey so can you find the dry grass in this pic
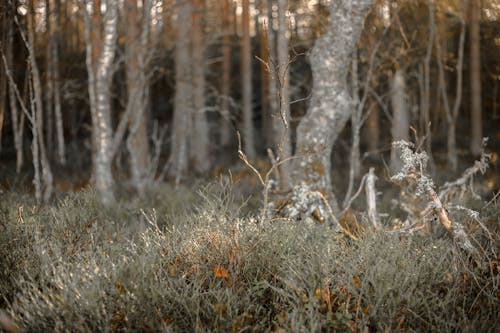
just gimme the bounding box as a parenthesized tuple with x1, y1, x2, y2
(0, 180, 498, 332)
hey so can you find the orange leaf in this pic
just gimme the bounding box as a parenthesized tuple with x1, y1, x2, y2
(352, 276, 362, 289)
(213, 266, 230, 279)
(115, 279, 126, 295)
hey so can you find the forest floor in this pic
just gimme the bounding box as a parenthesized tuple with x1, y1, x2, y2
(0, 158, 499, 332)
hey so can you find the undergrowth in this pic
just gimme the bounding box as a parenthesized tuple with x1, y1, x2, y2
(0, 180, 498, 332)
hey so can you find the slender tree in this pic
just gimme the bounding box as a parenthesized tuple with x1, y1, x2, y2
(5, 5, 24, 173)
(169, 0, 192, 184)
(219, 0, 233, 146)
(190, 0, 210, 173)
(27, 0, 53, 202)
(46, 0, 65, 165)
(469, 0, 482, 155)
(125, 0, 152, 195)
(275, 0, 291, 190)
(241, 0, 256, 159)
(390, 66, 410, 172)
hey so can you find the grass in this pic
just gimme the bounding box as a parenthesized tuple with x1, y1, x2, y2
(0, 179, 498, 332)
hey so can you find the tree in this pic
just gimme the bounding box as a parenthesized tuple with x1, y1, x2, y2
(469, 0, 482, 155)
(291, 0, 374, 212)
(27, 0, 53, 202)
(241, 0, 256, 160)
(275, 0, 291, 191)
(219, 0, 233, 146)
(389, 66, 410, 172)
(169, 0, 192, 184)
(125, 0, 152, 195)
(190, 0, 210, 173)
(83, 0, 119, 205)
(435, 0, 466, 171)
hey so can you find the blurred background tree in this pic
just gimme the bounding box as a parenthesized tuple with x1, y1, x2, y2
(0, 0, 497, 203)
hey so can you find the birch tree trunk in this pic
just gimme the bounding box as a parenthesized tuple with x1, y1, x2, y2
(390, 67, 409, 173)
(27, 0, 53, 202)
(84, 0, 118, 205)
(241, 0, 256, 160)
(125, 0, 152, 195)
(169, 0, 192, 184)
(274, 0, 291, 191)
(469, 0, 482, 155)
(291, 0, 374, 212)
(190, 0, 210, 173)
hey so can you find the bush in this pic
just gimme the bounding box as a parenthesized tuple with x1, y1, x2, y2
(1, 182, 498, 332)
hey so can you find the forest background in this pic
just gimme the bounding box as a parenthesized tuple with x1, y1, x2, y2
(0, 0, 498, 332)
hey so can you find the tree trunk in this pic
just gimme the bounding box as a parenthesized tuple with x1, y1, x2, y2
(437, 0, 465, 172)
(27, 0, 53, 202)
(423, 0, 435, 166)
(390, 67, 409, 173)
(469, 0, 482, 155)
(125, 0, 152, 195)
(50, 0, 65, 165)
(258, 0, 271, 148)
(5, 8, 24, 172)
(219, 0, 233, 146)
(266, 0, 279, 149)
(241, 0, 256, 159)
(84, 0, 118, 205)
(190, 0, 210, 173)
(291, 0, 374, 212)
(169, 0, 192, 184)
(275, 0, 291, 191)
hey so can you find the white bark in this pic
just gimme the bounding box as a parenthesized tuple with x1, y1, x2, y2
(292, 0, 374, 212)
(26, 0, 53, 202)
(365, 167, 380, 229)
(84, 0, 118, 205)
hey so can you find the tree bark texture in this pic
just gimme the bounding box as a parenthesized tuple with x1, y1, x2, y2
(291, 0, 374, 211)
(84, 0, 118, 205)
(241, 0, 256, 160)
(125, 0, 152, 195)
(469, 0, 482, 155)
(275, 0, 291, 191)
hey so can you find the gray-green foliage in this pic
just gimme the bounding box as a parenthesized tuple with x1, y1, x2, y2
(0, 181, 497, 332)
